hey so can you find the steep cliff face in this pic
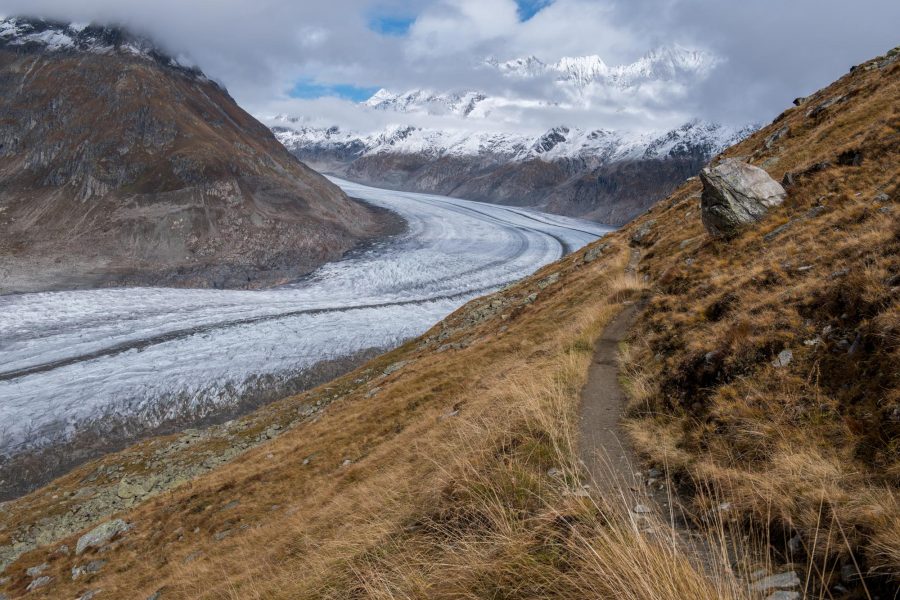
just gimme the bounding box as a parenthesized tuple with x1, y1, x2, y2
(0, 18, 387, 294)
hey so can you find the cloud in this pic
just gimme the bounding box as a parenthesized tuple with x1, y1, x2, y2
(1, 0, 897, 134)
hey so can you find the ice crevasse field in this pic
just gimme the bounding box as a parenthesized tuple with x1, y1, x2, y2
(0, 178, 611, 461)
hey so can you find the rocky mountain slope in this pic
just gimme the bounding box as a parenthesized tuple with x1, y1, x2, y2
(0, 44, 897, 600)
(0, 18, 392, 294)
(273, 46, 750, 225)
(275, 120, 753, 226)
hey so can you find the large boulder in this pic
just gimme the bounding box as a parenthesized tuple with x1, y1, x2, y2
(700, 159, 787, 238)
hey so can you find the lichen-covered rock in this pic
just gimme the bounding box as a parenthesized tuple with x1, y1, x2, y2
(75, 519, 129, 555)
(700, 159, 786, 238)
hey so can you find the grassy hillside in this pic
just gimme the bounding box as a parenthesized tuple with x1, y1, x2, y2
(622, 46, 899, 584)
(0, 47, 897, 599)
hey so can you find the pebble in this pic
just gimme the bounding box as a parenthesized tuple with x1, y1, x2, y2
(26, 562, 48, 577)
(772, 349, 793, 368)
(633, 504, 652, 514)
(26, 576, 52, 591)
(751, 571, 801, 592)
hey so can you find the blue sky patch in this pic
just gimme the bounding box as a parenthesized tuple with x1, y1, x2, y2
(289, 79, 379, 102)
(368, 14, 416, 36)
(516, 0, 553, 21)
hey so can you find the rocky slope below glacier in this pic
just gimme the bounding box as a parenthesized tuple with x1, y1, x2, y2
(0, 18, 391, 294)
(275, 120, 754, 225)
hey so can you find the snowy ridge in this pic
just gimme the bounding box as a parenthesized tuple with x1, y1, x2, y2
(273, 118, 755, 165)
(368, 45, 719, 116)
(0, 17, 202, 75)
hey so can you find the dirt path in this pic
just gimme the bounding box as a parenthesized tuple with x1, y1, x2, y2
(578, 249, 643, 493)
(577, 302, 641, 492)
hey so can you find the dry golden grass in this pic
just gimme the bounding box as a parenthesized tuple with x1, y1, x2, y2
(3, 46, 897, 600)
(3, 232, 754, 599)
(620, 49, 900, 591)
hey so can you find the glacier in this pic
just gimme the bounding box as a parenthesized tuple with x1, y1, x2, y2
(0, 179, 611, 461)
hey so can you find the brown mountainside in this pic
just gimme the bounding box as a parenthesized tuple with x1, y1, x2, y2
(0, 43, 897, 600)
(0, 20, 389, 294)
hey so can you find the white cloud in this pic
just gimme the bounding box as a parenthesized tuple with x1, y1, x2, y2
(1, 0, 898, 134)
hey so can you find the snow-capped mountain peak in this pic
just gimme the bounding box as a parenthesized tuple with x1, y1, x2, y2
(0, 17, 202, 76)
(366, 45, 718, 119)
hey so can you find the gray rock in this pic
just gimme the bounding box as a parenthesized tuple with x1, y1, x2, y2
(583, 243, 608, 263)
(766, 592, 799, 600)
(772, 349, 793, 368)
(77, 591, 101, 600)
(383, 361, 409, 376)
(26, 562, 48, 577)
(76, 519, 130, 555)
(72, 559, 106, 580)
(764, 125, 790, 150)
(700, 159, 786, 238)
(751, 571, 801, 592)
(874, 192, 890, 203)
(537, 272, 560, 290)
(26, 575, 52, 591)
(632, 504, 652, 514)
(630, 220, 656, 245)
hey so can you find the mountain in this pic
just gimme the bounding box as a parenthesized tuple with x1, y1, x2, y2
(273, 46, 751, 225)
(2, 45, 897, 599)
(274, 119, 753, 225)
(0, 18, 392, 294)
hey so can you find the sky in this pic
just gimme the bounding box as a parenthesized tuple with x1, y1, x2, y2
(1, 0, 898, 134)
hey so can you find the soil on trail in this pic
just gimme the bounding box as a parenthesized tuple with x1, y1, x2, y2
(577, 302, 640, 491)
(578, 248, 643, 493)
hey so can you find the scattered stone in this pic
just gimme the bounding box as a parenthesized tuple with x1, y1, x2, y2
(72, 559, 106, 580)
(537, 272, 560, 290)
(582, 243, 608, 263)
(213, 529, 232, 541)
(764, 125, 790, 150)
(547, 468, 561, 477)
(647, 467, 662, 479)
(55, 544, 70, 556)
(796, 265, 813, 272)
(26, 575, 52, 591)
(342, 459, 353, 466)
(751, 571, 801, 593)
(383, 361, 409, 376)
(829, 268, 849, 279)
(806, 95, 845, 119)
(365, 386, 381, 398)
(182, 551, 203, 565)
(630, 220, 656, 245)
(874, 192, 890, 203)
(792, 97, 807, 106)
(26, 562, 48, 577)
(117, 477, 155, 500)
(522, 293, 538, 305)
(764, 221, 794, 242)
(147, 589, 164, 599)
(700, 159, 786, 238)
(766, 592, 799, 600)
(77, 591, 101, 600)
(772, 349, 793, 368)
(632, 504, 652, 514)
(76, 519, 130, 555)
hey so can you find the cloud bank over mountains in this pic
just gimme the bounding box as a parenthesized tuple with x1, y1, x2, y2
(0, 0, 898, 133)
